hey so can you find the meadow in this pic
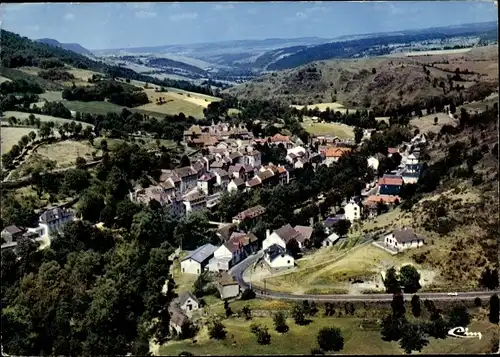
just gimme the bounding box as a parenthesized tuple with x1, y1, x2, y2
(2, 111, 94, 128)
(301, 118, 355, 139)
(1, 127, 35, 153)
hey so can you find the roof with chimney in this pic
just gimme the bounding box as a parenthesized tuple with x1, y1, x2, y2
(273, 224, 304, 243)
(223, 232, 258, 253)
(233, 205, 265, 220)
(39, 207, 72, 224)
(391, 228, 424, 244)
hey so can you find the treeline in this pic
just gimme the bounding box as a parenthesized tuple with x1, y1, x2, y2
(1, 29, 218, 97)
(62, 80, 149, 108)
(0, 79, 44, 95)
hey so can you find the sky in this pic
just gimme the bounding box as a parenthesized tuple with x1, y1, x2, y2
(2, 1, 498, 50)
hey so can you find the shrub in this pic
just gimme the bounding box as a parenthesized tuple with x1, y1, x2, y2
(208, 321, 227, 340)
(272, 312, 289, 333)
(241, 288, 256, 300)
(317, 327, 344, 352)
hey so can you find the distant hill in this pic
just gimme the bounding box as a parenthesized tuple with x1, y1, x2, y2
(0, 30, 217, 96)
(267, 21, 499, 71)
(36, 38, 93, 56)
(224, 45, 498, 113)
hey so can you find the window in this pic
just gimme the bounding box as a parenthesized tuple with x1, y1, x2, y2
(287, 260, 290, 264)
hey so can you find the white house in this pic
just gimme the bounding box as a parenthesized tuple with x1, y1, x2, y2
(384, 228, 425, 252)
(367, 156, 380, 171)
(38, 207, 74, 237)
(208, 232, 259, 272)
(180, 243, 217, 275)
(322, 232, 340, 247)
(344, 199, 362, 222)
(177, 292, 200, 314)
(263, 244, 295, 271)
(405, 153, 419, 165)
(227, 178, 245, 193)
(262, 224, 311, 251)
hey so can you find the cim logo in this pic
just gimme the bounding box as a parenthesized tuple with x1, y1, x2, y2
(448, 326, 482, 340)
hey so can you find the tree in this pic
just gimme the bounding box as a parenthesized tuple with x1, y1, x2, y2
(411, 295, 421, 317)
(384, 267, 401, 294)
(224, 301, 233, 317)
(399, 265, 421, 293)
(241, 288, 256, 300)
(399, 323, 429, 354)
(317, 327, 344, 352)
(380, 313, 407, 341)
(28, 131, 36, 142)
(434, 117, 438, 125)
(474, 297, 482, 307)
(448, 306, 471, 328)
(312, 223, 327, 249)
(180, 154, 191, 167)
(489, 294, 499, 324)
(479, 267, 499, 290)
(286, 238, 301, 259)
(208, 320, 227, 340)
(272, 312, 289, 333)
(250, 324, 271, 345)
(354, 126, 364, 144)
(100, 139, 108, 152)
(426, 311, 448, 339)
(292, 304, 308, 325)
(20, 135, 29, 147)
(333, 219, 351, 237)
(391, 293, 406, 317)
(242, 305, 252, 320)
(75, 156, 87, 169)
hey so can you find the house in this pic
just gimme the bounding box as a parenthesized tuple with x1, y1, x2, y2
(269, 134, 293, 148)
(217, 272, 240, 299)
(216, 223, 236, 241)
(227, 178, 245, 193)
(323, 147, 352, 166)
(197, 172, 216, 195)
(208, 232, 259, 272)
(228, 164, 246, 180)
(245, 148, 262, 168)
(180, 243, 217, 275)
(378, 175, 403, 196)
(344, 198, 362, 222)
(384, 228, 425, 252)
(405, 153, 420, 165)
(402, 164, 423, 184)
(213, 169, 230, 191)
(1, 225, 24, 245)
(232, 205, 266, 225)
(367, 156, 380, 171)
(245, 176, 262, 190)
(363, 195, 401, 218)
(323, 215, 345, 235)
(183, 191, 207, 215)
(263, 244, 295, 271)
(38, 207, 74, 237)
(322, 232, 340, 247)
(169, 311, 188, 335)
(177, 292, 200, 313)
(262, 224, 311, 251)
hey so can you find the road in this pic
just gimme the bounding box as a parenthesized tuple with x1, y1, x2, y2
(231, 251, 499, 302)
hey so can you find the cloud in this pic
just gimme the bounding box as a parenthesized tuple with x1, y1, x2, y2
(213, 4, 234, 11)
(286, 11, 309, 22)
(63, 13, 75, 21)
(247, 8, 258, 15)
(169, 12, 198, 21)
(305, 6, 327, 13)
(136, 11, 157, 19)
(171, 2, 181, 9)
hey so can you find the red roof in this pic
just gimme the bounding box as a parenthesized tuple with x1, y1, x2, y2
(378, 176, 403, 186)
(270, 134, 290, 143)
(363, 195, 401, 206)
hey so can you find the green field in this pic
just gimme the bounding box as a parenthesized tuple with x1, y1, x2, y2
(1, 127, 35, 153)
(158, 314, 497, 355)
(301, 119, 355, 139)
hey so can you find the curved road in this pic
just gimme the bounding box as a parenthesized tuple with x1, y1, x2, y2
(231, 252, 499, 302)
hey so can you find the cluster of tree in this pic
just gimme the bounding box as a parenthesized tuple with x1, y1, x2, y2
(249, 323, 271, 345)
(1, 215, 177, 355)
(38, 58, 66, 69)
(0, 79, 44, 95)
(379, 293, 496, 354)
(38, 69, 75, 81)
(62, 80, 149, 108)
(384, 266, 422, 294)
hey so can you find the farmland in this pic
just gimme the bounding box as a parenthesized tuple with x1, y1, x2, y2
(35, 140, 99, 168)
(1, 127, 35, 153)
(291, 102, 352, 114)
(410, 113, 456, 134)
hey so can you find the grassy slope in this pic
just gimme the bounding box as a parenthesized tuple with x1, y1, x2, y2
(2, 111, 94, 127)
(159, 315, 497, 355)
(223, 45, 498, 110)
(1, 127, 35, 153)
